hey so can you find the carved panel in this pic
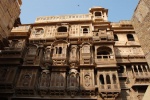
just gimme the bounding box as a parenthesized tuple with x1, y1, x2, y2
(80, 43, 92, 65)
(44, 26, 56, 39)
(80, 68, 95, 96)
(9, 39, 26, 50)
(67, 69, 79, 97)
(30, 27, 45, 39)
(23, 44, 43, 66)
(80, 68, 95, 90)
(38, 70, 50, 95)
(69, 45, 78, 64)
(114, 47, 144, 56)
(16, 69, 38, 95)
(50, 71, 66, 90)
(0, 67, 17, 92)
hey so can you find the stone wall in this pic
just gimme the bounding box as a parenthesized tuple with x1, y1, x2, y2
(132, 0, 150, 66)
(0, 0, 22, 48)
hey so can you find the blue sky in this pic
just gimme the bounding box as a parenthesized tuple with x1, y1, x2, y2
(20, 0, 139, 24)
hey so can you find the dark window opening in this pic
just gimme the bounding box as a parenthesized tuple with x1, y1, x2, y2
(134, 66, 138, 72)
(83, 28, 88, 33)
(100, 75, 104, 84)
(96, 33, 98, 36)
(58, 27, 67, 32)
(143, 66, 147, 72)
(112, 75, 117, 84)
(118, 66, 124, 73)
(138, 66, 142, 72)
(97, 51, 109, 58)
(59, 47, 62, 54)
(106, 75, 111, 84)
(95, 12, 102, 16)
(101, 38, 106, 40)
(127, 34, 134, 41)
(114, 34, 118, 41)
(97, 51, 109, 55)
(97, 47, 112, 59)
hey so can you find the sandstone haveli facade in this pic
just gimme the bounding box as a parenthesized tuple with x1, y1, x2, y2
(0, 1, 150, 100)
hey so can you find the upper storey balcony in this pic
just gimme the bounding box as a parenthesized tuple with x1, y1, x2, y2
(95, 46, 117, 67)
(35, 14, 91, 23)
(131, 65, 150, 86)
(93, 30, 114, 43)
(55, 26, 69, 38)
(10, 26, 31, 38)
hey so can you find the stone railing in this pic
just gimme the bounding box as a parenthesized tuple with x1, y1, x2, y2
(99, 84, 120, 92)
(55, 32, 69, 38)
(35, 14, 91, 23)
(134, 72, 150, 78)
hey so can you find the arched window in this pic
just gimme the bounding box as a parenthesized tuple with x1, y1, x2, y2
(114, 34, 118, 41)
(59, 47, 62, 54)
(99, 75, 104, 84)
(57, 26, 67, 32)
(83, 28, 88, 34)
(95, 12, 102, 16)
(112, 75, 117, 84)
(127, 34, 134, 41)
(97, 46, 112, 59)
(106, 75, 111, 84)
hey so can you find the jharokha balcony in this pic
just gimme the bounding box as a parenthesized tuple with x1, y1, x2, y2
(95, 54, 116, 66)
(55, 32, 69, 38)
(55, 26, 69, 38)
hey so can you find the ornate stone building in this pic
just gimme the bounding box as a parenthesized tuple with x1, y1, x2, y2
(0, 6, 150, 100)
(0, 0, 22, 49)
(132, 0, 150, 67)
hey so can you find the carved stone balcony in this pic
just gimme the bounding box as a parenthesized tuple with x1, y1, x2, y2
(11, 26, 30, 33)
(10, 26, 30, 37)
(52, 54, 66, 60)
(95, 55, 117, 67)
(133, 72, 150, 79)
(93, 16, 103, 21)
(98, 84, 121, 98)
(80, 53, 92, 65)
(55, 32, 69, 38)
(93, 32, 114, 42)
